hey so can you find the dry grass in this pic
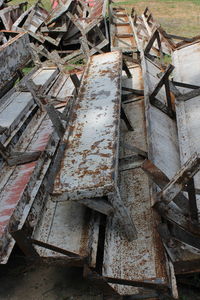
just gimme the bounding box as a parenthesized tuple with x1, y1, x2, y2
(113, 0, 200, 37)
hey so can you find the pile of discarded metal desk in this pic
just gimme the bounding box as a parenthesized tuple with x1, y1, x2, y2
(1, 2, 200, 299)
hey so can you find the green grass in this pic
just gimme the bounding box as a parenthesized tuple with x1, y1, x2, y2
(112, 0, 200, 37)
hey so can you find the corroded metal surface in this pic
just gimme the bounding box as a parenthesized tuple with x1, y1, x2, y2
(68, 0, 107, 34)
(53, 51, 122, 201)
(0, 31, 31, 90)
(110, 7, 137, 52)
(0, 112, 54, 264)
(103, 66, 169, 296)
(33, 199, 100, 267)
(0, 92, 34, 137)
(0, 66, 58, 147)
(0, 65, 67, 264)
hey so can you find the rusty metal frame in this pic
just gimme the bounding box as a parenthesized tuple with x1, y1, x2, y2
(84, 265, 168, 297)
(11, 229, 86, 265)
(109, 5, 137, 53)
(0, 2, 27, 30)
(149, 64, 175, 118)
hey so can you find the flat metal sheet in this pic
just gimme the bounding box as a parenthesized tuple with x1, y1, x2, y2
(53, 51, 122, 201)
(33, 199, 100, 267)
(0, 66, 58, 146)
(173, 41, 200, 218)
(32, 68, 57, 86)
(103, 66, 168, 295)
(0, 92, 33, 132)
(143, 57, 180, 179)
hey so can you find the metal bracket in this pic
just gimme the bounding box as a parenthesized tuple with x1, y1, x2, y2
(0, 141, 41, 166)
(149, 64, 175, 118)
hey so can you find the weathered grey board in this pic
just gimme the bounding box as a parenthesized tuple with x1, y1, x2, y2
(103, 65, 171, 296)
(0, 32, 31, 91)
(172, 41, 200, 219)
(53, 51, 122, 201)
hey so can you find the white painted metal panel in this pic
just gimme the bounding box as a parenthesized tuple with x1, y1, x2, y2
(103, 66, 169, 295)
(32, 68, 56, 86)
(173, 42, 200, 218)
(53, 51, 122, 201)
(0, 92, 33, 131)
(145, 57, 180, 179)
(33, 198, 100, 267)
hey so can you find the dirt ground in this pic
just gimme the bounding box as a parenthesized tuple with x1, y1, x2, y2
(1, 249, 200, 300)
(0, 252, 103, 300)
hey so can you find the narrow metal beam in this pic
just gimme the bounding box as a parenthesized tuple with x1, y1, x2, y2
(109, 187, 137, 241)
(78, 198, 114, 216)
(157, 153, 200, 204)
(45, 104, 65, 138)
(121, 106, 134, 131)
(11, 230, 40, 258)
